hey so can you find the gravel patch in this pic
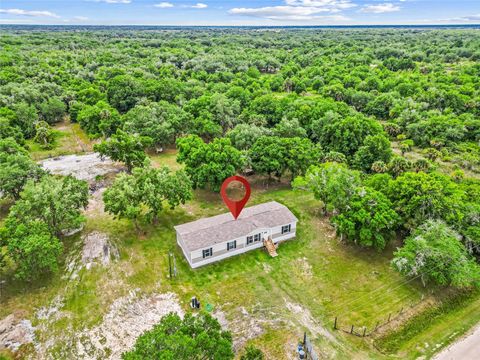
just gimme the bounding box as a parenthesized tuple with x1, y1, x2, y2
(73, 291, 183, 359)
(82, 232, 118, 270)
(40, 153, 122, 182)
(0, 314, 36, 352)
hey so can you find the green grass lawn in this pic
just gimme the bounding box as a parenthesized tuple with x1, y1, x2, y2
(28, 121, 94, 161)
(2, 129, 479, 359)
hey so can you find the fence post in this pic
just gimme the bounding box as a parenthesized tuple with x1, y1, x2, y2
(388, 313, 391, 322)
(168, 252, 172, 278)
(350, 325, 354, 334)
(334, 317, 337, 330)
(362, 327, 366, 337)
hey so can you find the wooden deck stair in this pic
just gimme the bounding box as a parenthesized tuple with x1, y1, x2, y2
(263, 236, 278, 257)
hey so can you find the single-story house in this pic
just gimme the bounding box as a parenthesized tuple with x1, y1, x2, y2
(174, 201, 298, 268)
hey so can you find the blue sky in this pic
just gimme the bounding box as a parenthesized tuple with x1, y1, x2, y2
(0, 0, 479, 26)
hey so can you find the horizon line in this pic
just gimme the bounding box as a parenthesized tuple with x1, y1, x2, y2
(1, 23, 479, 27)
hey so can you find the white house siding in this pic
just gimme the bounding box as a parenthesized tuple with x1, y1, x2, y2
(176, 231, 191, 264)
(187, 221, 297, 268)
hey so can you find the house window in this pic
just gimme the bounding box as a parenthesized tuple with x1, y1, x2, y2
(227, 240, 236, 251)
(281, 224, 291, 234)
(202, 248, 213, 258)
(247, 233, 262, 245)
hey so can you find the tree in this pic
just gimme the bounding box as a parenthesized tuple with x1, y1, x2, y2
(365, 92, 396, 120)
(0, 117, 25, 145)
(240, 345, 265, 360)
(12, 102, 37, 138)
(76, 87, 106, 105)
(122, 312, 234, 360)
(249, 136, 288, 180)
(284, 137, 323, 180)
(424, 148, 441, 162)
(7, 175, 89, 237)
(406, 114, 466, 147)
(392, 220, 480, 288)
(273, 118, 307, 138)
(1, 220, 62, 281)
(371, 160, 388, 173)
(177, 135, 245, 191)
(388, 156, 411, 177)
(103, 166, 192, 230)
(332, 187, 400, 250)
(123, 102, 191, 148)
(94, 130, 153, 173)
(137, 166, 192, 223)
(387, 172, 464, 229)
(293, 162, 361, 214)
(0, 138, 45, 199)
(311, 112, 383, 160)
(413, 158, 432, 173)
(103, 172, 142, 231)
(39, 97, 66, 124)
(77, 100, 122, 137)
(34, 120, 55, 149)
(324, 151, 347, 164)
(400, 139, 414, 155)
(249, 136, 321, 181)
(226, 124, 270, 150)
(107, 75, 144, 113)
(353, 134, 393, 172)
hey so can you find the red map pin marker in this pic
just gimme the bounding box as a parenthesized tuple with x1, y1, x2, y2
(220, 175, 251, 220)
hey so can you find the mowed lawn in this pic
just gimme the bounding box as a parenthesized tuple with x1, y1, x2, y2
(0, 135, 476, 359)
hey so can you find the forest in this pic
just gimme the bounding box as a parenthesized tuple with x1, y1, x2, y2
(0, 27, 479, 359)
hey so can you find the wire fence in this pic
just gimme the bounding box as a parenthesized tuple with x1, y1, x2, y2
(333, 295, 426, 338)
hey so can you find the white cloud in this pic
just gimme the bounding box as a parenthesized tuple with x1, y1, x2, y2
(0, 18, 33, 24)
(154, 2, 174, 8)
(190, 3, 208, 9)
(74, 16, 89, 21)
(457, 14, 480, 21)
(361, 3, 400, 14)
(284, 0, 355, 9)
(437, 14, 480, 23)
(0, 8, 60, 18)
(90, 0, 132, 4)
(229, 0, 355, 21)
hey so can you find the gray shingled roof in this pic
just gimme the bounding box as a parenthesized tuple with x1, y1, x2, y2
(174, 201, 297, 252)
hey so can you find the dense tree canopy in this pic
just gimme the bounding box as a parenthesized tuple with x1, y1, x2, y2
(387, 172, 464, 229)
(332, 187, 400, 250)
(77, 100, 121, 137)
(123, 101, 192, 147)
(0, 138, 45, 199)
(6, 175, 89, 237)
(122, 312, 234, 360)
(103, 166, 192, 230)
(293, 162, 361, 214)
(393, 220, 480, 288)
(94, 130, 153, 172)
(1, 220, 62, 281)
(1, 27, 480, 291)
(177, 135, 245, 191)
